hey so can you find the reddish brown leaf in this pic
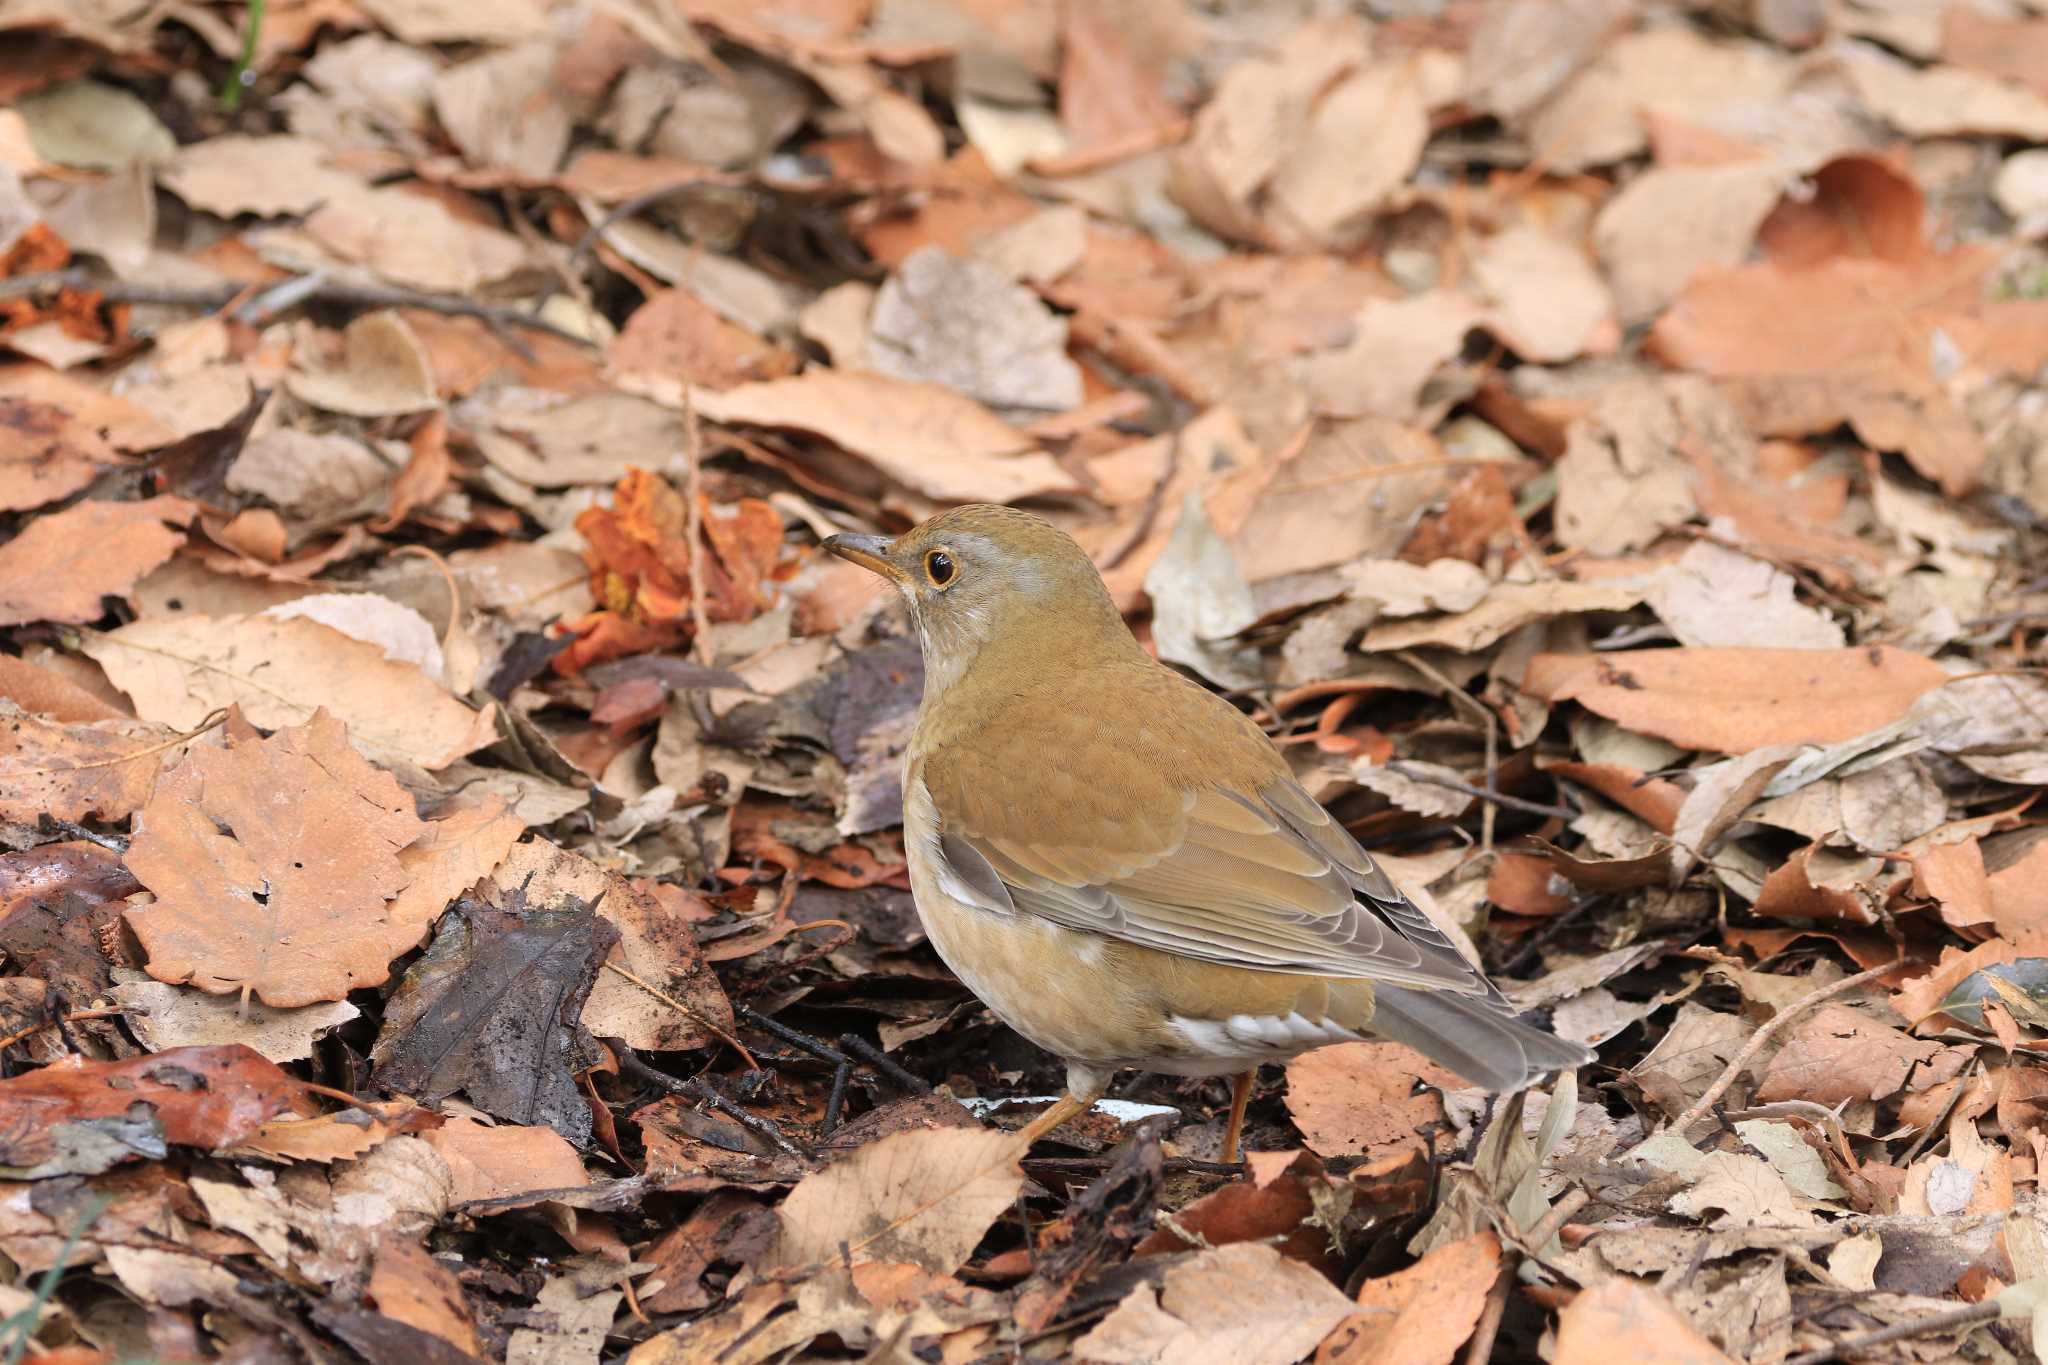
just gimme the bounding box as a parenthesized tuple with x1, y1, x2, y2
(0, 496, 194, 626)
(1318, 1231, 1501, 1365)
(1284, 1042, 1461, 1163)
(125, 710, 428, 1007)
(1522, 647, 1949, 752)
(0, 1045, 298, 1171)
(0, 706, 172, 824)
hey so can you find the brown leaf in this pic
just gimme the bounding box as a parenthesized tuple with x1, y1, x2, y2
(83, 612, 499, 771)
(389, 798, 526, 939)
(423, 1114, 590, 1206)
(489, 840, 733, 1052)
(0, 396, 118, 512)
(609, 288, 796, 392)
(0, 495, 193, 626)
(0, 841, 138, 1003)
(680, 370, 1079, 504)
(1649, 242, 2048, 495)
(0, 701, 172, 824)
(0, 653, 128, 723)
(124, 709, 427, 1007)
(1134, 1148, 1353, 1280)
(1553, 1276, 1736, 1365)
(1285, 1041, 1461, 1162)
(0, 1045, 298, 1174)
(1522, 647, 1949, 752)
(1318, 1231, 1501, 1365)
(1076, 1242, 1357, 1365)
(368, 1235, 483, 1356)
(1755, 1005, 1967, 1106)
(1916, 838, 1995, 932)
(767, 1126, 1023, 1276)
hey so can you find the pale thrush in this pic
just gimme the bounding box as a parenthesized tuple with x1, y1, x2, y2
(825, 505, 1592, 1161)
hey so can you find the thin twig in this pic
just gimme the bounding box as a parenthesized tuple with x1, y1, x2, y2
(601, 960, 757, 1068)
(1392, 650, 1521, 850)
(1463, 1186, 1593, 1364)
(1663, 958, 1904, 1137)
(0, 269, 591, 345)
(1464, 1263, 1514, 1365)
(0, 1008, 124, 1052)
(1383, 762, 1575, 822)
(837, 1032, 932, 1094)
(1785, 1299, 2001, 1365)
(681, 381, 715, 666)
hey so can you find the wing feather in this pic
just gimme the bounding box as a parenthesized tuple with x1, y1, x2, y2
(917, 659, 1493, 994)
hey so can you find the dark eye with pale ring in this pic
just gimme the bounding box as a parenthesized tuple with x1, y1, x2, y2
(924, 550, 956, 587)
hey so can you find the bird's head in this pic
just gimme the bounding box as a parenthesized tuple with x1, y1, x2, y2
(823, 505, 1133, 693)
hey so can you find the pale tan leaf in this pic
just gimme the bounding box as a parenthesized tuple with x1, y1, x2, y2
(83, 613, 498, 771)
(769, 1126, 1023, 1275)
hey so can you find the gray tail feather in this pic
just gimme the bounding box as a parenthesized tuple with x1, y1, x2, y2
(1371, 985, 1596, 1093)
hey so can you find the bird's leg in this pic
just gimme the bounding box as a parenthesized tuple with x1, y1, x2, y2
(1013, 1064, 1111, 1149)
(1220, 1069, 1255, 1165)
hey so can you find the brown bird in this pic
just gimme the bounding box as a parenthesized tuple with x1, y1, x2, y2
(825, 505, 1592, 1162)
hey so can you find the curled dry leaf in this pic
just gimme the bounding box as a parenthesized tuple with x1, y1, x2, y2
(768, 1126, 1024, 1276)
(113, 975, 360, 1064)
(683, 370, 1079, 504)
(1552, 1275, 1737, 1365)
(1319, 1230, 1501, 1365)
(0, 495, 193, 626)
(124, 710, 428, 1008)
(83, 612, 499, 771)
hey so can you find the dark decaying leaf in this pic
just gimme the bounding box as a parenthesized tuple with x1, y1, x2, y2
(1014, 1121, 1165, 1333)
(370, 888, 618, 1145)
(1937, 959, 2048, 1028)
(144, 386, 267, 508)
(0, 842, 139, 1002)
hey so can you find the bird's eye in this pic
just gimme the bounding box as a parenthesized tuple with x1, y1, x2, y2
(923, 549, 956, 587)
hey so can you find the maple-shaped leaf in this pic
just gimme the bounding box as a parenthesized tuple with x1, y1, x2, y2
(124, 709, 427, 1008)
(370, 886, 617, 1145)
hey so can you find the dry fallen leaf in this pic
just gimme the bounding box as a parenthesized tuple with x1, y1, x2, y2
(0, 700, 171, 824)
(1319, 1231, 1501, 1365)
(1285, 1041, 1462, 1162)
(83, 612, 498, 771)
(124, 710, 427, 1007)
(0, 396, 119, 512)
(1075, 1241, 1358, 1365)
(1522, 647, 1951, 752)
(681, 370, 1079, 504)
(768, 1126, 1023, 1276)
(0, 495, 193, 626)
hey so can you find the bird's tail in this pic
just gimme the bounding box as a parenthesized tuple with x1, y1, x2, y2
(1370, 984, 1595, 1093)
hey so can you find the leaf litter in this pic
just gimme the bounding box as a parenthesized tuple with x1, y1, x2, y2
(0, 2, 2043, 1363)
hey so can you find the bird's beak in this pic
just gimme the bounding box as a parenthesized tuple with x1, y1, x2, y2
(822, 531, 904, 584)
